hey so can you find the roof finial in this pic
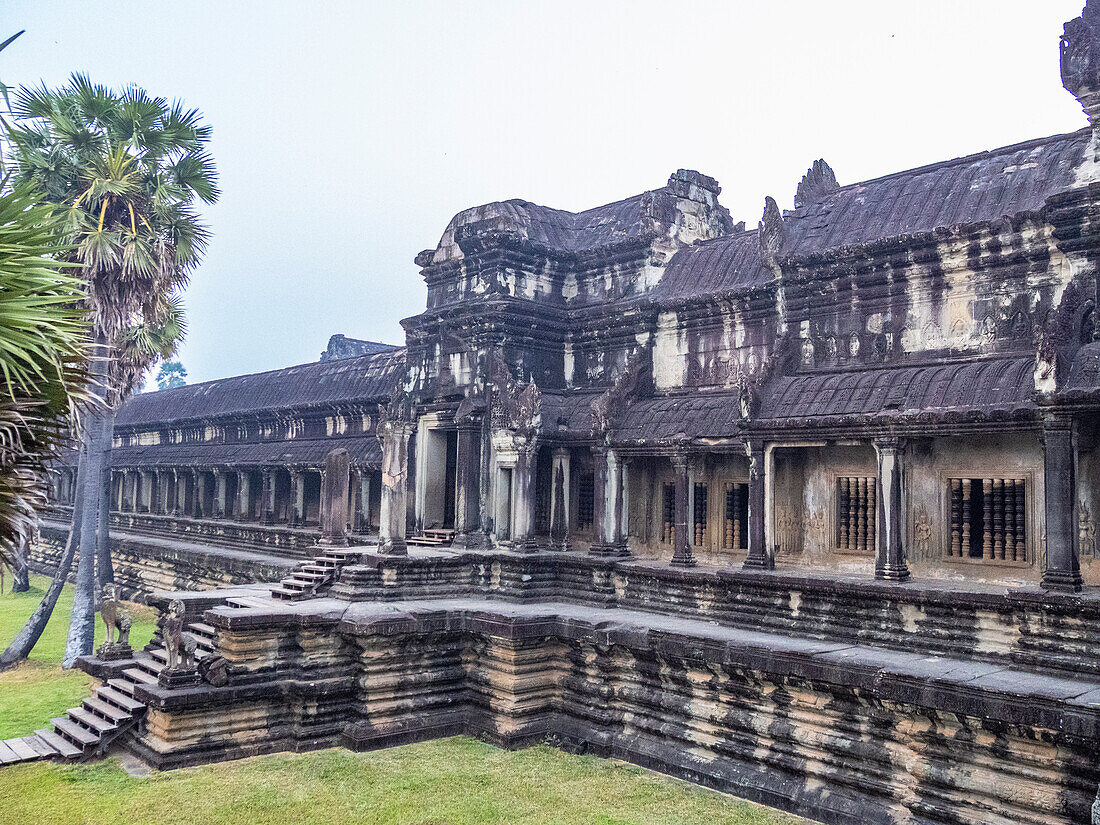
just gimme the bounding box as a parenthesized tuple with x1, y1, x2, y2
(758, 196, 786, 260)
(1061, 1, 1100, 125)
(795, 159, 839, 209)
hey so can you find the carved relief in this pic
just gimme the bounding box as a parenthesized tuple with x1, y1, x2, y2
(912, 504, 933, 560)
(1081, 503, 1097, 559)
(775, 507, 803, 556)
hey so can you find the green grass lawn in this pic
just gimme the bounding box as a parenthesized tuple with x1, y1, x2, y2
(0, 574, 157, 739)
(0, 574, 808, 825)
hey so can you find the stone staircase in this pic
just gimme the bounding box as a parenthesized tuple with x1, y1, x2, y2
(0, 619, 218, 767)
(271, 545, 367, 601)
(406, 528, 455, 548)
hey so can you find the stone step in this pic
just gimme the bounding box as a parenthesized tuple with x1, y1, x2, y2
(188, 622, 217, 638)
(106, 678, 138, 699)
(82, 696, 132, 724)
(67, 707, 118, 736)
(97, 686, 144, 714)
(280, 579, 309, 591)
(292, 571, 329, 582)
(271, 586, 307, 601)
(132, 654, 165, 676)
(21, 734, 57, 759)
(302, 564, 331, 573)
(122, 667, 159, 686)
(6, 737, 39, 762)
(34, 729, 80, 760)
(51, 717, 97, 748)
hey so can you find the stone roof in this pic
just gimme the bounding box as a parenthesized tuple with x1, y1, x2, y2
(613, 392, 743, 444)
(423, 169, 733, 265)
(319, 334, 398, 361)
(655, 129, 1092, 302)
(109, 435, 381, 470)
(757, 356, 1036, 428)
(116, 348, 406, 429)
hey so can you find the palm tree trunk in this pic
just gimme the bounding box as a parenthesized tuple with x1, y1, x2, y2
(95, 406, 115, 587)
(0, 443, 87, 670)
(62, 408, 104, 667)
(10, 534, 30, 593)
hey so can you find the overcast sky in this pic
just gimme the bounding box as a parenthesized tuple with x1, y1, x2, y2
(1, 1, 1090, 386)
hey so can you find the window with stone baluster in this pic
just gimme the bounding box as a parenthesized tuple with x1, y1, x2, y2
(693, 483, 708, 546)
(836, 476, 876, 554)
(723, 482, 748, 550)
(946, 477, 1027, 563)
(577, 472, 594, 530)
(660, 483, 675, 544)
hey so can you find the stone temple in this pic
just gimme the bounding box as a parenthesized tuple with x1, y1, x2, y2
(18, 5, 1100, 823)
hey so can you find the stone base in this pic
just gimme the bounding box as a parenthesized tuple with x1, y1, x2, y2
(159, 667, 202, 689)
(95, 642, 134, 661)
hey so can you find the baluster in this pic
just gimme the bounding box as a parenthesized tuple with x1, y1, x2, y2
(1004, 479, 1016, 561)
(867, 477, 876, 554)
(982, 479, 994, 559)
(962, 479, 972, 557)
(1015, 478, 1026, 562)
(950, 478, 962, 557)
(839, 478, 850, 551)
(856, 478, 867, 553)
(993, 478, 1004, 560)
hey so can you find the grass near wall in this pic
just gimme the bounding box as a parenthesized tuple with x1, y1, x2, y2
(0, 575, 808, 825)
(0, 574, 157, 739)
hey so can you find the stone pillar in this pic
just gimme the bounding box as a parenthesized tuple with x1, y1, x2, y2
(188, 469, 199, 517)
(289, 470, 304, 527)
(591, 447, 608, 553)
(171, 469, 182, 516)
(1042, 412, 1083, 592)
(874, 437, 910, 581)
(670, 453, 695, 567)
(260, 469, 275, 524)
(743, 441, 772, 569)
(549, 448, 571, 551)
(592, 448, 629, 557)
(511, 443, 538, 552)
(237, 471, 251, 521)
(195, 470, 208, 519)
(453, 424, 483, 548)
(379, 422, 414, 556)
(214, 470, 227, 519)
(319, 448, 350, 546)
(358, 471, 372, 532)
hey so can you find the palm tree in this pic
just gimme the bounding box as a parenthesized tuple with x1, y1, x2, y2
(2, 75, 218, 667)
(0, 185, 89, 663)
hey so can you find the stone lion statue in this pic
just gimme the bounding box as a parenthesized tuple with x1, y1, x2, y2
(164, 599, 198, 672)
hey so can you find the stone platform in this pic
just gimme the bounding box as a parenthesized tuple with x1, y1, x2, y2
(107, 549, 1100, 825)
(32, 519, 295, 598)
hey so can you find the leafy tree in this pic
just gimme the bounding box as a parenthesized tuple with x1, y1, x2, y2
(156, 359, 187, 390)
(1, 74, 218, 667)
(0, 186, 88, 607)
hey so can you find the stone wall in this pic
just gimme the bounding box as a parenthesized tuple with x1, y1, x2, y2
(31, 520, 292, 599)
(126, 590, 1100, 825)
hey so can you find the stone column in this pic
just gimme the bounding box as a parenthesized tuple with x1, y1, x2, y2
(195, 470, 208, 519)
(142, 471, 153, 512)
(511, 442, 538, 552)
(359, 471, 372, 532)
(378, 422, 414, 556)
(260, 469, 275, 524)
(171, 469, 182, 516)
(1042, 412, 1083, 592)
(319, 448, 350, 546)
(290, 470, 304, 527)
(188, 469, 199, 517)
(591, 446, 608, 553)
(670, 453, 695, 566)
(549, 448, 571, 551)
(237, 471, 251, 521)
(453, 424, 483, 548)
(874, 437, 910, 581)
(214, 470, 227, 519)
(592, 448, 629, 557)
(743, 441, 772, 569)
